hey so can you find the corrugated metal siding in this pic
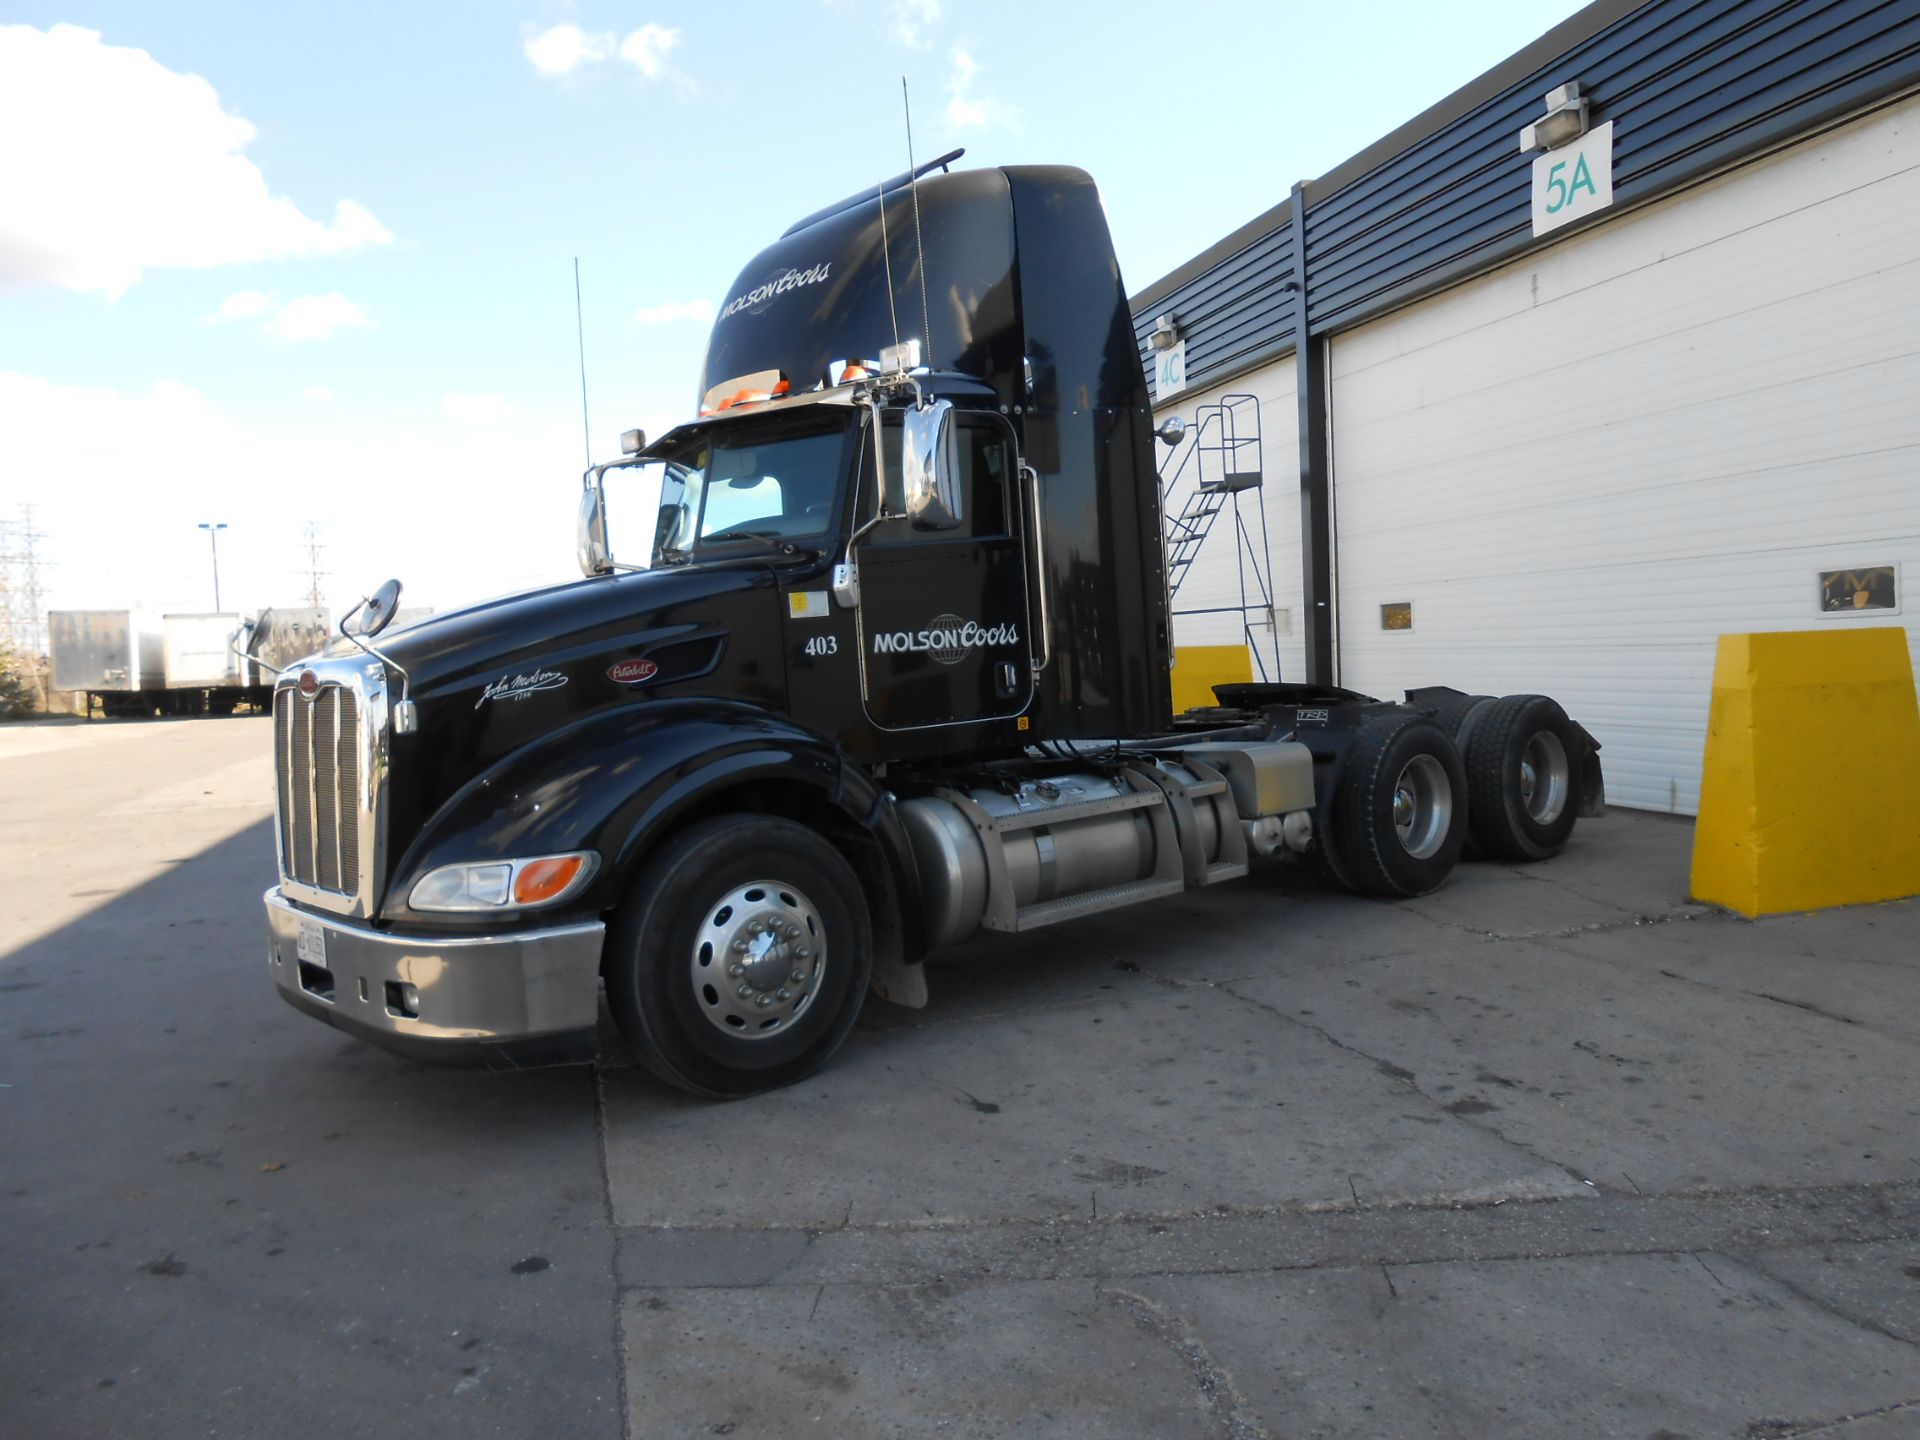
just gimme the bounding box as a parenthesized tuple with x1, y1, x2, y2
(1328, 99, 1920, 813)
(1131, 0, 1920, 390)
(1306, 0, 1920, 336)
(1131, 228, 1296, 400)
(1151, 358, 1304, 680)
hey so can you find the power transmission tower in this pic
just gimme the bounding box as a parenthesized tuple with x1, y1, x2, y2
(0, 504, 48, 658)
(301, 521, 329, 613)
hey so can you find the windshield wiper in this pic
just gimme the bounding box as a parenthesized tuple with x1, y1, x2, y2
(702, 528, 782, 544)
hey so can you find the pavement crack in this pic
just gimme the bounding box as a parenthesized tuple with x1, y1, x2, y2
(1103, 1287, 1272, 1440)
(1746, 1396, 1920, 1437)
(1216, 976, 1593, 1190)
(1735, 1251, 1920, 1352)
(591, 1061, 634, 1440)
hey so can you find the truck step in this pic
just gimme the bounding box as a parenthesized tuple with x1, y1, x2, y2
(1200, 859, 1249, 886)
(1007, 876, 1187, 931)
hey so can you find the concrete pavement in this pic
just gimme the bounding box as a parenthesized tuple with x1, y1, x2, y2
(3, 717, 1916, 1438)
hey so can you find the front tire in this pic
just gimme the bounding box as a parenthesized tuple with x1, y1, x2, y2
(606, 815, 872, 1097)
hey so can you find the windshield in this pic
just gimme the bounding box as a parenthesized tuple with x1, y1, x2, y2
(652, 414, 851, 564)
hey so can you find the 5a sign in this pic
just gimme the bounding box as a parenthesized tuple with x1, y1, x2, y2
(1531, 121, 1614, 237)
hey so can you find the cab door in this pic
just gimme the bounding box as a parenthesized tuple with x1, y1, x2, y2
(855, 412, 1033, 731)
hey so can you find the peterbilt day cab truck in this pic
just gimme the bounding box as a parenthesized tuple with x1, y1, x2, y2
(263, 157, 1603, 1096)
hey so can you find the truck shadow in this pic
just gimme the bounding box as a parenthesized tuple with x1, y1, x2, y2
(2, 817, 620, 1439)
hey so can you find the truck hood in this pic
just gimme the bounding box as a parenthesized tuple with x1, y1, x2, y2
(351, 561, 777, 704)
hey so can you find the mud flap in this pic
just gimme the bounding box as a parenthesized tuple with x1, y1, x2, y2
(869, 947, 929, 1008)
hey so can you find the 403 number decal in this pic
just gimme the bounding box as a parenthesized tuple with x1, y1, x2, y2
(803, 635, 838, 657)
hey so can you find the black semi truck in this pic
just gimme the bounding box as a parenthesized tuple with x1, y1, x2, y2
(263, 158, 1603, 1095)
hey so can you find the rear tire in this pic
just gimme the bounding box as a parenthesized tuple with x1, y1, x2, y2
(1334, 715, 1468, 897)
(1464, 694, 1583, 861)
(1425, 693, 1494, 859)
(606, 814, 872, 1097)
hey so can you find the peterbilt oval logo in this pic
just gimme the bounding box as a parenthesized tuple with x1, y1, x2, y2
(297, 670, 319, 697)
(607, 658, 659, 685)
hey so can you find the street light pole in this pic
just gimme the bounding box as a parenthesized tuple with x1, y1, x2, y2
(198, 522, 228, 610)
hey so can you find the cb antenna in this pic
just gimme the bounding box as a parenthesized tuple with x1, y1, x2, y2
(877, 158, 901, 360)
(573, 257, 592, 467)
(902, 77, 933, 367)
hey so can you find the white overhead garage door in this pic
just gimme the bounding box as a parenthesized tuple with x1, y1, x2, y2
(1153, 356, 1303, 683)
(1329, 96, 1920, 814)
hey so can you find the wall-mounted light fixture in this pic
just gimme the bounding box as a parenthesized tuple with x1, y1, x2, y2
(1149, 313, 1182, 351)
(1519, 81, 1590, 154)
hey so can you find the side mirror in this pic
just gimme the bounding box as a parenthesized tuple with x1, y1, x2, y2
(1154, 416, 1188, 446)
(578, 484, 612, 576)
(901, 400, 963, 532)
(344, 578, 403, 638)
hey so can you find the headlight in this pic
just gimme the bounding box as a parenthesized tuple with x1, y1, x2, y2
(408, 852, 598, 912)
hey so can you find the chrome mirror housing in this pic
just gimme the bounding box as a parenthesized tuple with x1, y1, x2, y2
(901, 399, 963, 532)
(578, 483, 612, 576)
(1154, 416, 1189, 446)
(344, 578, 403, 638)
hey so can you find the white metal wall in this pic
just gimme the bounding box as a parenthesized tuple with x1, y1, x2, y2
(1152, 356, 1304, 683)
(1328, 96, 1920, 814)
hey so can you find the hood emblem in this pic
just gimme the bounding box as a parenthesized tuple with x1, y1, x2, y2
(607, 658, 659, 686)
(475, 668, 568, 708)
(297, 670, 319, 697)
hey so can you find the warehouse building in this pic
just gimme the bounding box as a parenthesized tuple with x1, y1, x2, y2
(1135, 0, 1920, 812)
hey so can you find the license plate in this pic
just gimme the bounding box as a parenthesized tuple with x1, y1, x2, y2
(295, 918, 328, 966)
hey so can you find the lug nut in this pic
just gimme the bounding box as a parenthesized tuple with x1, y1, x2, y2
(756, 994, 772, 1008)
(727, 963, 744, 978)
(777, 988, 791, 1001)
(737, 984, 752, 999)
(731, 938, 748, 954)
(795, 946, 810, 959)
(789, 969, 805, 983)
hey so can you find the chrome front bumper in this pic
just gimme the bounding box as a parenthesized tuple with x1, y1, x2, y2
(264, 888, 604, 1069)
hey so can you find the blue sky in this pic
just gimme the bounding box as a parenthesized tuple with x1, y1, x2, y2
(2, 1, 1584, 619)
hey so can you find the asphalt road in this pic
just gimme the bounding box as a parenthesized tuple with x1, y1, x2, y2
(3, 717, 1917, 1439)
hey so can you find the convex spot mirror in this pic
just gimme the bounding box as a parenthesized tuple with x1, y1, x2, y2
(345, 578, 403, 638)
(902, 400, 963, 532)
(578, 486, 611, 576)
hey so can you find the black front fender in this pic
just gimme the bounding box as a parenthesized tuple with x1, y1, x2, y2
(384, 699, 922, 945)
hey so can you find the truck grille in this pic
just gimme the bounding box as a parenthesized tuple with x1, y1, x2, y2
(275, 684, 363, 896)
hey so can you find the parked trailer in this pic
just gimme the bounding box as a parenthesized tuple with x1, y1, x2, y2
(49, 610, 168, 717)
(260, 156, 1606, 1095)
(159, 612, 258, 714)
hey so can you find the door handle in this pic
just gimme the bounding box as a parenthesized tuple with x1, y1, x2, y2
(1021, 463, 1053, 674)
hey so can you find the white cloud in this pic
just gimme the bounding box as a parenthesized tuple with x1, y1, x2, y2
(523, 23, 613, 76)
(441, 392, 522, 424)
(524, 21, 679, 81)
(302, 386, 335, 403)
(618, 24, 678, 78)
(206, 289, 369, 341)
(262, 293, 370, 342)
(212, 289, 275, 321)
(0, 24, 393, 298)
(631, 298, 714, 326)
(894, 0, 942, 47)
(944, 47, 1016, 132)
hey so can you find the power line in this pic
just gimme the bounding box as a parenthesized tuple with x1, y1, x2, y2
(0, 504, 48, 658)
(301, 520, 329, 613)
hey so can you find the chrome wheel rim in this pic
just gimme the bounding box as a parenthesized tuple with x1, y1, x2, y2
(689, 880, 825, 1040)
(1391, 753, 1452, 860)
(1518, 731, 1570, 825)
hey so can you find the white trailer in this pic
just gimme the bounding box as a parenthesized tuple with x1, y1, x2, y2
(49, 610, 167, 716)
(163, 613, 250, 689)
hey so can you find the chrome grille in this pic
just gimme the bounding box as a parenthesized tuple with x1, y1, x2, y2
(275, 683, 364, 897)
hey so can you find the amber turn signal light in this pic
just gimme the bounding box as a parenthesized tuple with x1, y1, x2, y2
(513, 855, 588, 906)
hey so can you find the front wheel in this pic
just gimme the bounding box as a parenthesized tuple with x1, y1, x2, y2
(606, 814, 872, 1097)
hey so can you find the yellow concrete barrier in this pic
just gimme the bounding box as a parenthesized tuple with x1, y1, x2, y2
(1691, 627, 1920, 916)
(1169, 645, 1252, 715)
